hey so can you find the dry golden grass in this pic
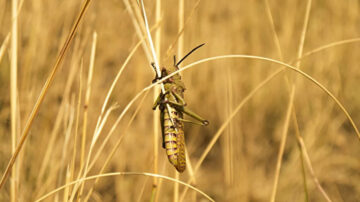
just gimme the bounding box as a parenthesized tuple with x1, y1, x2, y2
(0, 0, 360, 201)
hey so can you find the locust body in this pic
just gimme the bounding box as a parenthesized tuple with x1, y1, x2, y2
(152, 44, 208, 172)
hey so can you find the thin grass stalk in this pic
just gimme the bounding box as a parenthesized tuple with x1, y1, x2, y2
(139, 1, 183, 201)
(300, 38, 360, 59)
(184, 150, 197, 202)
(296, 135, 332, 202)
(36, 172, 215, 202)
(139, 0, 176, 125)
(179, 67, 285, 202)
(64, 37, 152, 199)
(149, 43, 360, 200)
(178, 54, 360, 199)
(295, 0, 312, 68)
(85, 40, 143, 172)
(264, 0, 283, 60)
(31, 38, 358, 200)
(63, 166, 71, 202)
(36, 97, 65, 184)
(36, 41, 80, 194)
(177, 0, 184, 65)
(77, 32, 97, 201)
(69, 63, 84, 197)
(290, 102, 310, 199)
(83, 91, 150, 201)
(178, 55, 360, 140)
(10, 0, 19, 200)
(271, 0, 332, 200)
(98, 54, 360, 202)
(174, 0, 184, 201)
(270, 87, 295, 202)
(266, 0, 310, 200)
(174, 171, 180, 202)
(35, 22, 89, 200)
(93, 25, 155, 135)
(69, 105, 118, 201)
(71, 37, 360, 201)
(155, 163, 166, 202)
(292, 111, 309, 202)
(265, 0, 327, 200)
(55, 97, 75, 202)
(122, 0, 152, 62)
(133, 0, 150, 39)
(152, 0, 162, 201)
(224, 65, 234, 187)
(264, 2, 296, 200)
(17, 0, 24, 14)
(137, 177, 150, 202)
(66, 40, 144, 197)
(0, 33, 10, 63)
(33, 103, 66, 199)
(165, 0, 201, 58)
(0, 0, 92, 189)
(137, 9, 183, 202)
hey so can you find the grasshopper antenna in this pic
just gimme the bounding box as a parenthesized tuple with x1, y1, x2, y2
(173, 55, 177, 67)
(175, 43, 205, 67)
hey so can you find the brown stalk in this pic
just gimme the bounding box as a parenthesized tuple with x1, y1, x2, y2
(10, 0, 19, 200)
(151, 0, 162, 201)
(0, 0, 92, 190)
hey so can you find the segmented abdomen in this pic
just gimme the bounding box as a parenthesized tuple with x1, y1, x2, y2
(163, 107, 186, 172)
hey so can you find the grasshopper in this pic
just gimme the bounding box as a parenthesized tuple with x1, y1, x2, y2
(152, 44, 209, 172)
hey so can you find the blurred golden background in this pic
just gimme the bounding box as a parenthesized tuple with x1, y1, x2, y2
(0, 0, 359, 201)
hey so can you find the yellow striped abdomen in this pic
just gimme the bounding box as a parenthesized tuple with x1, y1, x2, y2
(163, 107, 186, 172)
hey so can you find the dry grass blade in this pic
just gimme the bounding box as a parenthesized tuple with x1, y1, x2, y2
(3, 1, 359, 200)
(269, 0, 313, 201)
(35, 172, 215, 202)
(83, 91, 149, 201)
(264, 0, 283, 60)
(10, 0, 19, 200)
(178, 55, 360, 140)
(70, 105, 118, 201)
(0, 33, 10, 64)
(78, 35, 98, 199)
(295, 0, 312, 67)
(123, 0, 152, 62)
(0, 0, 93, 190)
(296, 136, 333, 202)
(300, 38, 360, 59)
(138, 0, 175, 123)
(177, 54, 359, 199)
(143, 54, 359, 150)
(270, 87, 295, 202)
(85, 40, 143, 171)
(79, 32, 98, 182)
(69, 64, 84, 196)
(56, 96, 75, 201)
(165, 0, 202, 58)
(93, 24, 157, 133)
(179, 67, 285, 201)
(36, 42, 81, 192)
(151, 0, 161, 201)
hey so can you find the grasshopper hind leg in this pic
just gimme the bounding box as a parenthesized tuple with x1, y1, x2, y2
(182, 107, 209, 126)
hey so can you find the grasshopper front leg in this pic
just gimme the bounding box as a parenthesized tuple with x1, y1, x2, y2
(162, 90, 186, 108)
(152, 93, 162, 110)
